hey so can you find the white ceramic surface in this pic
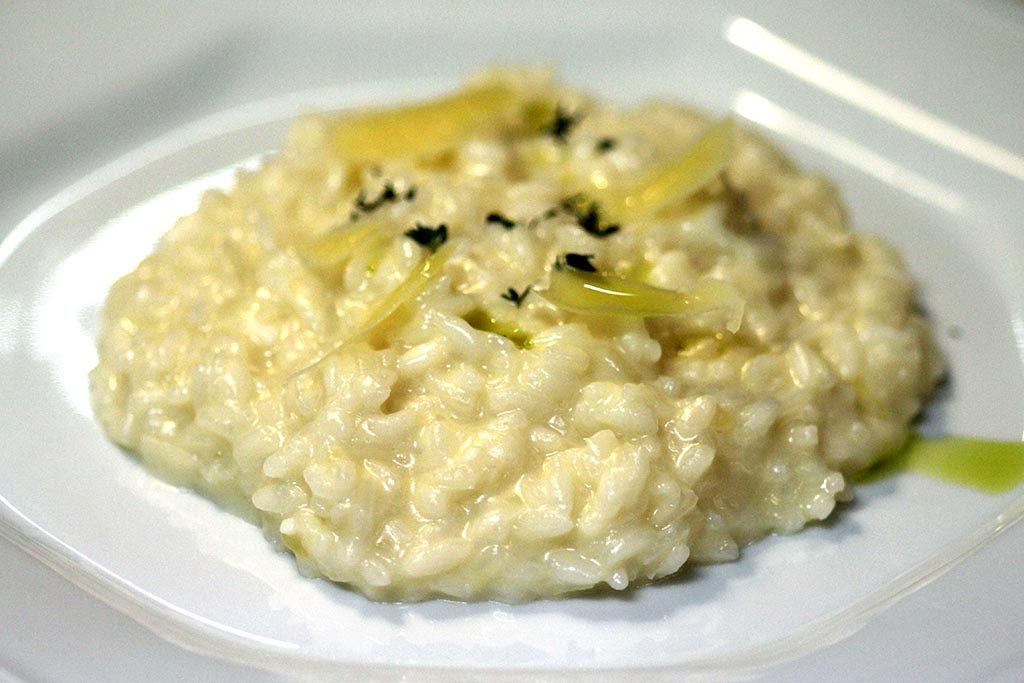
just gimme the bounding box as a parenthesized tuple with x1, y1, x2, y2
(2, 2, 1022, 681)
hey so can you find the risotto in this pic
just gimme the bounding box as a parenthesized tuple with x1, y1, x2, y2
(90, 69, 942, 602)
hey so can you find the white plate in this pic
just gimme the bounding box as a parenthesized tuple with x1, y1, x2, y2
(2, 2, 1023, 680)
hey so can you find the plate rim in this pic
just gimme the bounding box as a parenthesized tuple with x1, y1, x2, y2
(3, 82, 1024, 677)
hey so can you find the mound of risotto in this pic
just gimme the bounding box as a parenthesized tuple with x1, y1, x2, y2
(91, 69, 942, 602)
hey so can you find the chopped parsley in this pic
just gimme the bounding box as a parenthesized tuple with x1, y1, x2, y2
(545, 105, 582, 143)
(555, 253, 597, 273)
(486, 212, 517, 229)
(501, 286, 532, 307)
(352, 180, 416, 217)
(560, 195, 620, 238)
(404, 223, 448, 253)
(595, 137, 617, 153)
(355, 182, 398, 212)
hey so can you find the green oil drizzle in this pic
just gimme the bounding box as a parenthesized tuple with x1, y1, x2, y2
(463, 308, 532, 348)
(859, 434, 1024, 494)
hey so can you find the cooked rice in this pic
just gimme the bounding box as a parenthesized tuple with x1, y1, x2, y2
(91, 70, 941, 601)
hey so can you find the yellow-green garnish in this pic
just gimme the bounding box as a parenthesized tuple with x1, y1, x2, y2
(291, 242, 453, 380)
(592, 117, 735, 222)
(860, 434, 1024, 494)
(541, 259, 744, 332)
(327, 82, 520, 162)
(463, 308, 531, 348)
(297, 220, 387, 275)
(352, 241, 453, 342)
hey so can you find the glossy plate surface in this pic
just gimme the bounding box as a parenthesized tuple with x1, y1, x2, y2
(1, 2, 1022, 680)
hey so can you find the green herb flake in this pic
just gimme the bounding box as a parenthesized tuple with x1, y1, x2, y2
(560, 195, 620, 238)
(501, 286, 532, 307)
(545, 105, 582, 143)
(353, 180, 417, 216)
(486, 212, 517, 229)
(355, 182, 398, 213)
(555, 253, 597, 273)
(404, 223, 449, 253)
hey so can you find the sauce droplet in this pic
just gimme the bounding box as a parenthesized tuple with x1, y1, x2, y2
(859, 434, 1024, 493)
